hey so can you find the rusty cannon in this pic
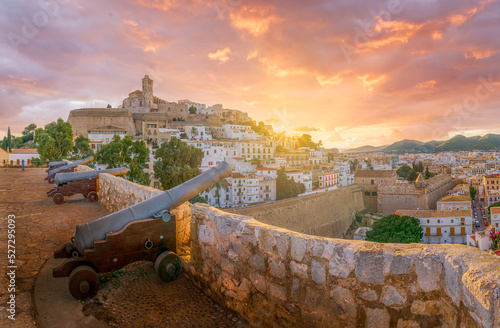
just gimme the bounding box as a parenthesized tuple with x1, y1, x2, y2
(47, 167, 128, 204)
(45, 156, 93, 183)
(52, 161, 232, 300)
(46, 160, 68, 173)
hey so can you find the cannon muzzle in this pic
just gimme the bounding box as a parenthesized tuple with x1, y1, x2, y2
(48, 160, 69, 168)
(48, 156, 93, 175)
(73, 161, 232, 254)
(53, 167, 128, 186)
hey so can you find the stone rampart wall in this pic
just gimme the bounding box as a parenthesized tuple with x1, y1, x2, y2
(185, 204, 500, 328)
(76, 165, 94, 172)
(96, 173, 191, 252)
(234, 185, 364, 238)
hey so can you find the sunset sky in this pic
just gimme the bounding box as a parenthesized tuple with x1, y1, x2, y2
(1, 0, 500, 149)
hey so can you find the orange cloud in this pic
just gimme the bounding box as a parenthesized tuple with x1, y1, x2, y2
(135, 0, 175, 11)
(208, 47, 232, 62)
(415, 80, 436, 89)
(316, 73, 344, 87)
(229, 5, 279, 36)
(465, 49, 496, 60)
(357, 74, 387, 94)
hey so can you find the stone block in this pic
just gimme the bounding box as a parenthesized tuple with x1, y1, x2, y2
(312, 240, 325, 257)
(397, 319, 420, 328)
(380, 286, 407, 308)
(291, 236, 307, 262)
(249, 254, 266, 272)
(269, 283, 287, 301)
(276, 233, 290, 259)
(269, 258, 286, 279)
(215, 216, 235, 235)
(415, 256, 442, 292)
(358, 288, 378, 302)
(365, 308, 390, 328)
(410, 300, 441, 316)
(250, 272, 267, 294)
(355, 250, 385, 284)
(331, 286, 357, 320)
(311, 259, 325, 284)
(329, 246, 354, 278)
(258, 229, 276, 253)
(390, 255, 411, 275)
(199, 225, 215, 245)
(443, 257, 461, 306)
(290, 261, 308, 279)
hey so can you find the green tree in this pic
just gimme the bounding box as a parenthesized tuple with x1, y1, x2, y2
(488, 201, 500, 214)
(107, 104, 112, 108)
(424, 166, 435, 179)
(396, 164, 412, 179)
(73, 135, 93, 159)
(469, 186, 477, 198)
(364, 159, 373, 170)
(276, 167, 306, 200)
(22, 123, 37, 143)
(1, 136, 6, 151)
(190, 127, 197, 139)
(296, 134, 318, 149)
(7, 127, 12, 151)
(95, 136, 150, 185)
(349, 159, 359, 174)
(43, 118, 74, 159)
(189, 194, 208, 204)
(11, 137, 23, 149)
(34, 128, 59, 161)
(365, 215, 423, 243)
(251, 158, 262, 168)
(189, 106, 197, 114)
(154, 137, 204, 190)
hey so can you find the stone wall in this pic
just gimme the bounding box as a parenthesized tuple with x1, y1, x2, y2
(234, 185, 364, 239)
(185, 204, 500, 328)
(97, 173, 191, 253)
(67, 108, 135, 138)
(377, 175, 454, 215)
(76, 165, 94, 172)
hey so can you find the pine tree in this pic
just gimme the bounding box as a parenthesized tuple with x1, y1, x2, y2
(7, 127, 11, 152)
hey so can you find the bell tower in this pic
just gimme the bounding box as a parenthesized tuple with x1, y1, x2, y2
(142, 75, 154, 108)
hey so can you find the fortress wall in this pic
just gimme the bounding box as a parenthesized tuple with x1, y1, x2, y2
(234, 185, 365, 238)
(67, 108, 135, 137)
(185, 203, 500, 328)
(96, 173, 191, 252)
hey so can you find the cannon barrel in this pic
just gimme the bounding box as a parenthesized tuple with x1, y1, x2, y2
(53, 167, 128, 186)
(48, 160, 68, 167)
(48, 156, 93, 175)
(73, 161, 232, 254)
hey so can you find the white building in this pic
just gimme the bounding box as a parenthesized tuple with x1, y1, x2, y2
(491, 207, 500, 227)
(8, 149, 40, 166)
(255, 167, 278, 179)
(238, 141, 273, 161)
(158, 128, 181, 140)
(230, 173, 260, 205)
(178, 99, 206, 113)
(223, 124, 258, 140)
(259, 177, 276, 202)
(318, 171, 338, 188)
(183, 125, 212, 141)
(396, 209, 473, 244)
(466, 225, 496, 251)
(436, 195, 471, 211)
(88, 126, 127, 150)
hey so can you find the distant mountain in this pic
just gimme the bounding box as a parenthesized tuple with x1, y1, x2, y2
(342, 145, 388, 153)
(341, 134, 500, 153)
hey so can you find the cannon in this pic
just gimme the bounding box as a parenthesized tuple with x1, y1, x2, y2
(52, 161, 232, 300)
(47, 167, 128, 204)
(45, 156, 93, 183)
(46, 160, 68, 173)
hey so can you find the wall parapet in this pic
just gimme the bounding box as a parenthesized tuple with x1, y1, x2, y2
(97, 173, 191, 253)
(185, 203, 500, 328)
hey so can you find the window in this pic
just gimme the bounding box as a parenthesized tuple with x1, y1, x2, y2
(427, 219, 430, 223)
(364, 192, 370, 196)
(371, 179, 375, 185)
(372, 192, 377, 196)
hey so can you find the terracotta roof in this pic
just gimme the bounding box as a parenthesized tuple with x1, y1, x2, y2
(232, 173, 246, 178)
(491, 207, 500, 214)
(256, 167, 277, 171)
(438, 195, 471, 202)
(129, 90, 143, 95)
(396, 209, 472, 218)
(10, 149, 38, 154)
(354, 170, 396, 178)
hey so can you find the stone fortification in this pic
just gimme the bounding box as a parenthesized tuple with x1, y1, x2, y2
(186, 203, 500, 328)
(68, 108, 135, 138)
(96, 173, 191, 252)
(234, 185, 364, 238)
(377, 174, 454, 216)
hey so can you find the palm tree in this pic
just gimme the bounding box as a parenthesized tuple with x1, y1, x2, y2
(190, 127, 197, 139)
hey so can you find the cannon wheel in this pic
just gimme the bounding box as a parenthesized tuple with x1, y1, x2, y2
(154, 251, 182, 283)
(53, 193, 64, 205)
(68, 265, 98, 301)
(87, 191, 98, 203)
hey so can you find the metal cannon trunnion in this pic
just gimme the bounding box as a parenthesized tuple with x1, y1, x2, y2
(52, 161, 232, 300)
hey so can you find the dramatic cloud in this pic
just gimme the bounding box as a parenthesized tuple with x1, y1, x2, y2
(1, 0, 500, 148)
